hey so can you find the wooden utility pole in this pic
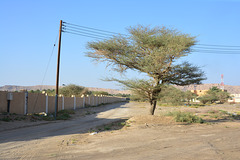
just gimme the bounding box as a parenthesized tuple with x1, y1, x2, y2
(55, 20, 63, 119)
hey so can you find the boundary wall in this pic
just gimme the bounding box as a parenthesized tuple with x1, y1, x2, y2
(0, 91, 126, 115)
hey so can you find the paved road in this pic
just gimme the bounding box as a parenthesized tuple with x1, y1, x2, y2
(0, 102, 132, 159)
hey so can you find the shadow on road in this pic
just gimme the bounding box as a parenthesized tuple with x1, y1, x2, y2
(0, 102, 130, 143)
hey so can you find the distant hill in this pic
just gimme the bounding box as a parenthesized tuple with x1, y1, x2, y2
(1, 84, 239, 94)
(0, 85, 131, 95)
(174, 84, 240, 94)
(0, 85, 55, 91)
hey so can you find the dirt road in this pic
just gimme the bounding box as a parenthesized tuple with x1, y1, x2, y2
(0, 102, 131, 159)
(0, 102, 240, 160)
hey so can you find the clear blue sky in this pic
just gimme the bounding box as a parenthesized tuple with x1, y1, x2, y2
(1, 0, 240, 89)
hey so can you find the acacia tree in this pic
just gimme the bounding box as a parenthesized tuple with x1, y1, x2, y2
(86, 25, 205, 115)
(158, 85, 186, 105)
(184, 90, 197, 105)
(198, 87, 231, 104)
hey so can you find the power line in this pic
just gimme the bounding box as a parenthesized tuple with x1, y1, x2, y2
(32, 34, 59, 113)
(194, 46, 240, 51)
(192, 50, 240, 55)
(63, 28, 112, 39)
(63, 31, 106, 40)
(62, 21, 240, 55)
(63, 22, 129, 36)
(63, 25, 118, 37)
(41, 34, 59, 85)
(196, 43, 240, 48)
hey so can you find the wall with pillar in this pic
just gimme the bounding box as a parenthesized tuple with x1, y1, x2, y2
(0, 91, 127, 115)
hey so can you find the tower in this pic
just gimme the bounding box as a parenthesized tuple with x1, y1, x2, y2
(220, 74, 224, 90)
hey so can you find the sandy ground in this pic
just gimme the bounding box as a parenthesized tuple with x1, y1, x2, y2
(0, 102, 240, 160)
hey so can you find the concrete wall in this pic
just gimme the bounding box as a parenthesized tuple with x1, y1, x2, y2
(48, 96, 55, 113)
(28, 93, 46, 113)
(0, 91, 126, 115)
(0, 91, 7, 113)
(10, 92, 25, 114)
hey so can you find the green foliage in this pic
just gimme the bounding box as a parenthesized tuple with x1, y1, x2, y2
(113, 93, 130, 97)
(87, 25, 205, 115)
(158, 85, 185, 105)
(95, 120, 130, 132)
(111, 79, 155, 102)
(156, 85, 197, 105)
(56, 113, 71, 120)
(184, 90, 197, 105)
(198, 95, 213, 104)
(90, 91, 109, 96)
(55, 110, 75, 120)
(43, 89, 55, 96)
(219, 110, 228, 114)
(28, 89, 55, 96)
(42, 110, 75, 121)
(130, 94, 148, 102)
(1, 116, 11, 122)
(29, 89, 41, 94)
(217, 91, 231, 103)
(165, 111, 204, 123)
(198, 87, 231, 104)
(60, 84, 89, 97)
(202, 109, 240, 120)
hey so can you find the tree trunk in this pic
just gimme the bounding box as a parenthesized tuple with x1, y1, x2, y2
(149, 100, 157, 115)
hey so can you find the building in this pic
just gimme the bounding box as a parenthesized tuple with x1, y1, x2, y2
(229, 94, 240, 103)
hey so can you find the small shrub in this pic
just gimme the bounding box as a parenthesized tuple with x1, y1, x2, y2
(104, 126, 111, 130)
(219, 110, 228, 114)
(118, 121, 131, 127)
(88, 129, 96, 133)
(208, 110, 218, 114)
(55, 109, 75, 120)
(58, 109, 75, 115)
(85, 111, 91, 115)
(120, 122, 126, 126)
(165, 111, 204, 123)
(1, 116, 11, 122)
(210, 114, 219, 119)
(56, 113, 71, 120)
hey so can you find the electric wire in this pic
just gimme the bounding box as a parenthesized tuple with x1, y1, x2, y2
(64, 22, 129, 36)
(63, 31, 106, 40)
(62, 21, 240, 55)
(196, 43, 240, 48)
(194, 46, 240, 51)
(63, 28, 112, 39)
(32, 34, 59, 113)
(192, 50, 240, 55)
(41, 35, 59, 85)
(63, 25, 119, 37)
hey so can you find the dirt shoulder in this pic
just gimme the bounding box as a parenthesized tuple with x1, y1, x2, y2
(52, 103, 240, 160)
(60, 119, 240, 160)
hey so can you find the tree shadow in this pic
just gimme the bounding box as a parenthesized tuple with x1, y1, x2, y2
(203, 115, 240, 124)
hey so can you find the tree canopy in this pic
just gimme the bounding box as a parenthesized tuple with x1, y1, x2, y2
(87, 25, 206, 115)
(60, 84, 89, 97)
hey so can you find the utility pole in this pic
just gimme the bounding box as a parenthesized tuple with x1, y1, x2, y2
(55, 20, 63, 119)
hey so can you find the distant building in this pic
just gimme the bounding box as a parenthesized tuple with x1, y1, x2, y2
(229, 94, 240, 103)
